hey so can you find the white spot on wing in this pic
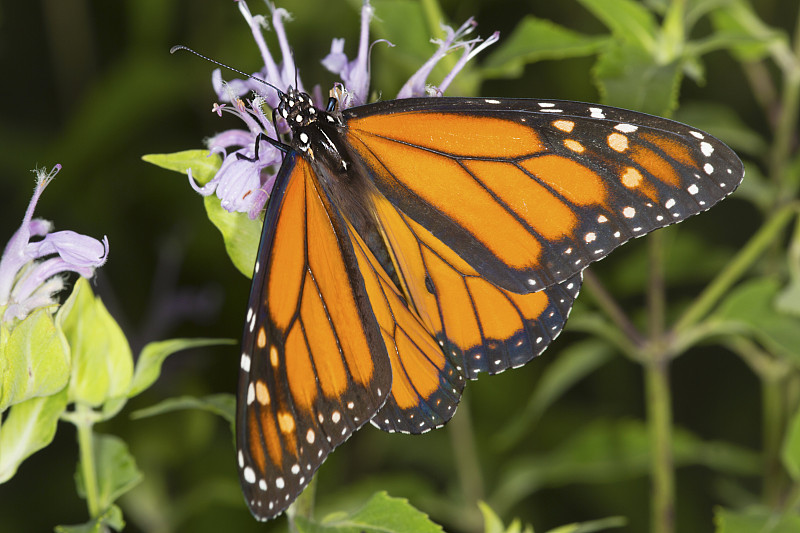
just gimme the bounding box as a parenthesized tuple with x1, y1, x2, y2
(615, 123, 638, 133)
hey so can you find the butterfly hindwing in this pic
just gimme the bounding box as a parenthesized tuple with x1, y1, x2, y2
(370, 193, 581, 391)
(344, 97, 744, 294)
(237, 153, 392, 520)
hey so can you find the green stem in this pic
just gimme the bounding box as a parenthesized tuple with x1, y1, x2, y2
(287, 474, 317, 531)
(646, 353, 675, 533)
(76, 403, 100, 518)
(771, 7, 800, 196)
(582, 269, 644, 347)
(674, 204, 799, 333)
(763, 376, 786, 506)
(448, 395, 485, 514)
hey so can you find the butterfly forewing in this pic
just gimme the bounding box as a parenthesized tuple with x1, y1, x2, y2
(344, 97, 744, 294)
(237, 153, 392, 520)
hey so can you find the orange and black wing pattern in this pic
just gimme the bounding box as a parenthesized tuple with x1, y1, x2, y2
(345, 97, 744, 293)
(235, 88, 745, 521)
(236, 152, 391, 520)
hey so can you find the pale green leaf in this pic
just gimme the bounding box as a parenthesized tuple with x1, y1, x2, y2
(142, 150, 222, 186)
(0, 309, 70, 411)
(131, 393, 235, 426)
(60, 279, 133, 407)
(545, 516, 626, 533)
(0, 388, 68, 483)
(128, 338, 235, 398)
(203, 194, 261, 278)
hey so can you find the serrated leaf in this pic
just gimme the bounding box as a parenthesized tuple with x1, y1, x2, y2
(131, 393, 235, 426)
(0, 308, 70, 411)
(576, 0, 658, 52)
(593, 41, 682, 116)
(60, 279, 133, 407)
(128, 338, 235, 398)
(55, 504, 125, 533)
(482, 17, 607, 78)
(714, 506, 800, 533)
(545, 516, 627, 533)
(294, 491, 443, 533)
(75, 434, 142, 512)
(713, 278, 800, 364)
(496, 340, 615, 450)
(203, 194, 261, 278)
(142, 150, 222, 186)
(0, 388, 68, 483)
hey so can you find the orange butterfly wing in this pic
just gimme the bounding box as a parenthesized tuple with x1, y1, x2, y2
(344, 98, 743, 294)
(364, 192, 581, 433)
(236, 153, 391, 520)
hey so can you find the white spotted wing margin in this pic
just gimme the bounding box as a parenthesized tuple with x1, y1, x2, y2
(236, 152, 392, 521)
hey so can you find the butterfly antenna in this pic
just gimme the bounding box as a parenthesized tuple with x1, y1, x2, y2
(170, 45, 284, 97)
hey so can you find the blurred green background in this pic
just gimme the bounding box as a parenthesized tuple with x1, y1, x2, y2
(0, 0, 793, 532)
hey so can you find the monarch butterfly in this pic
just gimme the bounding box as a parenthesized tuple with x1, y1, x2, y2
(234, 86, 743, 519)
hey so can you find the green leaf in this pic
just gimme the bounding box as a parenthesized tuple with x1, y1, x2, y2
(482, 17, 607, 78)
(593, 40, 683, 116)
(294, 491, 443, 533)
(545, 516, 627, 533)
(576, 0, 659, 52)
(478, 501, 532, 533)
(75, 434, 142, 512)
(203, 194, 262, 278)
(713, 278, 800, 364)
(142, 150, 260, 275)
(495, 340, 615, 449)
(775, 279, 800, 317)
(781, 404, 800, 481)
(55, 504, 125, 533)
(131, 393, 235, 426)
(0, 308, 70, 411)
(709, 3, 788, 62)
(60, 279, 133, 407)
(714, 506, 800, 533)
(141, 150, 222, 186)
(0, 388, 68, 483)
(128, 338, 235, 398)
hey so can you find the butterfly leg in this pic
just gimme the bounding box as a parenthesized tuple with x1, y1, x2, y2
(237, 132, 290, 162)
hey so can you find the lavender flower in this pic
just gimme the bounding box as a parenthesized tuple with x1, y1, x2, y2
(0, 165, 109, 323)
(192, 0, 498, 218)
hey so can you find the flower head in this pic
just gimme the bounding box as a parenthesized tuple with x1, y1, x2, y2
(0, 165, 109, 323)
(195, 0, 498, 218)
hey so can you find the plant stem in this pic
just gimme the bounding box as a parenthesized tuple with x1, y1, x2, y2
(287, 474, 317, 532)
(646, 231, 674, 533)
(763, 376, 786, 506)
(448, 395, 485, 522)
(674, 204, 799, 333)
(646, 353, 675, 533)
(76, 403, 100, 518)
(582, 269, 644, 347)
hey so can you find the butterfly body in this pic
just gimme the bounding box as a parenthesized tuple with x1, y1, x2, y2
(236, 89, 743, 520)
